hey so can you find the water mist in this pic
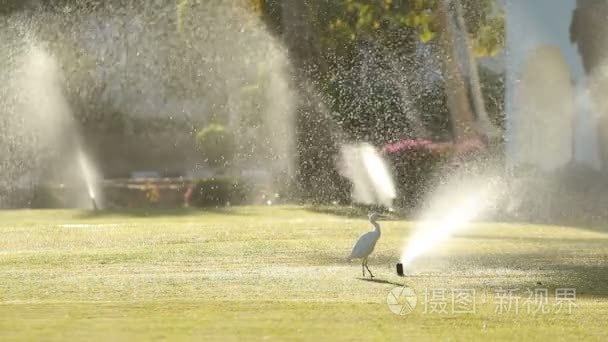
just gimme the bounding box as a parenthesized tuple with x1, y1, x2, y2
(398, 173, 504, 275)
(1, 39, 100, 209)
(339, 143, 397, 208)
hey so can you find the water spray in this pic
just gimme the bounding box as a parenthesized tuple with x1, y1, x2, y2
(339, 143, 396, 209)
(91, 195, 98, 211)
(396, 177, 502, 276)
(76, 146, 99, 211)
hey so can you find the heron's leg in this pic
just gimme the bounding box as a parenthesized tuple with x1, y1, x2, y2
(364, 259, 374, 278)
(362, 259, 366, 277)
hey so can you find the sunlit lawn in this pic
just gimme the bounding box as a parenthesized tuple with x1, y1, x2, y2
(1, 206, 607, 341)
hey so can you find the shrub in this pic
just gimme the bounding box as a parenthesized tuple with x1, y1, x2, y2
(382, 139, 487, 208)
(195, 124, 236, 169)
(142, 181, 161, 205)
(102, 179, 190, 209)
(30, 185, 66, 209)
(30, 184, 95, 209)
(190, 177, 251, 207)
(383, 141, 450, 208)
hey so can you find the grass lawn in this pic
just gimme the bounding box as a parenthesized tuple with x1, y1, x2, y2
(0, 206, 607, 341)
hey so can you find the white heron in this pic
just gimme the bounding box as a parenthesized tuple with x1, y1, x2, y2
(348, 212, 382, 278)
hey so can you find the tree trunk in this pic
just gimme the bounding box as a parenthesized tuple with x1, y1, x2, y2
(281, 0, 325, 76)
(280, 0, 344, 202)
(437, 0, 478, 142)
(453, 0, 500, 140)
(571, 0, 608, 171)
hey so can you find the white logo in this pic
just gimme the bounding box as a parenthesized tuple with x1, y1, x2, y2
(387, 286, 417, 315)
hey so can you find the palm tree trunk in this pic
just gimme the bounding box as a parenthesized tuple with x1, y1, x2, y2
(453, 0, 499, 140)
(437, 0, 477, 142)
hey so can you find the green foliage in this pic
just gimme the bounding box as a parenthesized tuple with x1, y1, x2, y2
(388, 148, 450, 208)
(413, 81, 452, 140)
(401, 0, 439, 42)
(472, 15, 505, 57)
(327, 0, 504, 56)
(195, 124, 236, 169)
(103, 180, 188, 208)
(479, 67, 505, 130)
(30, 185, 66, 209)
(324, 0, 422, 48)
(79, 111, 127, 134)
(190, 177, 251, 207)
(324, 55, 422, 143)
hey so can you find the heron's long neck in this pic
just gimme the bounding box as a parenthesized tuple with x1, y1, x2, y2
(371, 220, 381, 233)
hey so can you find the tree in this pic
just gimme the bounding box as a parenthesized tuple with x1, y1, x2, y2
(195, 124, 237, 171)
(187, 0, 505, 201)
(320, 0, 505, 141)
(279, 0, 346, 202)
(571, 0, 608, 170)
(436, 0, 477, 141)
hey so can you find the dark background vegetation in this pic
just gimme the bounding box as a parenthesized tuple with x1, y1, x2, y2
(2, 0, 506, 207)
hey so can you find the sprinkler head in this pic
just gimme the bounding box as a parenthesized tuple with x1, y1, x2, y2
(91, 197, 98, 211)
(396, 263, 404, 277)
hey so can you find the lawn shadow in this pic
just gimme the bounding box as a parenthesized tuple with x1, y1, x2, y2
(412, 252, 608, 296)
(302, 205, 413, 220)
(316, 252, 400, 268)
(302, 204, 608, 233)
(453, 233, 608, 243)
(357, 277, 405, 287)
(495, 215, 608, 234)
(76, 207, 256, 219)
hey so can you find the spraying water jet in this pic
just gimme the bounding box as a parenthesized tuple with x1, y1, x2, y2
(76, 146, 99, 211)
(339, 143, 396, 209)
(398, 175, 503, 273)
(10, 42, 102, 210)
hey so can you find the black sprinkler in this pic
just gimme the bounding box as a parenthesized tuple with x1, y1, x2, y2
(396, 263, 404, 277)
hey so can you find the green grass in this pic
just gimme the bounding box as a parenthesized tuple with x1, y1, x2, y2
(0, 206, 607, 341)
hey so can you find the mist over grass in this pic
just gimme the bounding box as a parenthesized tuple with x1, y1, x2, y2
(0, 207, 607, 340)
